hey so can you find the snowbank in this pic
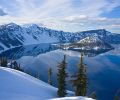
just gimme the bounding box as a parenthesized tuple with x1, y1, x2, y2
(0, 67, 93, 100)
(50, 97, 94, 100)
(0, 67, 57, 100)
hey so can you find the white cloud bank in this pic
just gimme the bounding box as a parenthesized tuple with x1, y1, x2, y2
(0, 0, 120, 33)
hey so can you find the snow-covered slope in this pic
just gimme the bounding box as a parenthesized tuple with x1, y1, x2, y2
(22, 24, 59, 44)
(0, 23, 59, 50)
(0, 23, 120, 52)
(67, 36, 114, 51)
(77, 36, 103, 44)
(0, 67, 93, 100)
(50, 97, 94, 100)
(0, 67, 58, 100)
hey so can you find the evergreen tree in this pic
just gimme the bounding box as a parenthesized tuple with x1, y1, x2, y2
(114, 96, 119, 100)
(71, 53, 87, 96)
(12, 61, 23, 72)
(48, 67, 52, 85)
(13, 61, 18, 69)
(36, 72, 40, 79)
(90, 92, 97, 99)
(114, 89, 120, 100)
(18, 63, 24, 72)
(57, 55, 67, 97)
(0, 57, 8, 67)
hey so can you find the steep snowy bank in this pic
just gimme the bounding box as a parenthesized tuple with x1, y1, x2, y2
(0, 67, 58, 100)
(0, 67, 93, 100)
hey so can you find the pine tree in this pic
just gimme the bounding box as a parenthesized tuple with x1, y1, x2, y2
(13, 61, 18, 69)
(18, 63, 24, 72)
(114, 96, 119, 100)
(36, 72, 40, 79)
(90, 92, 97, 99)
(57, 55, 67, 97)
(114, 89, 120, 100)
(0, 57, 8, 67)
(71, 53, 87, 96)
(48, 67, 52, 85)
(12, 61, 23, 72)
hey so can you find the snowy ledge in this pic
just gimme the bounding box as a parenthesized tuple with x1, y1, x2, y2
(50, 96, 94, 100)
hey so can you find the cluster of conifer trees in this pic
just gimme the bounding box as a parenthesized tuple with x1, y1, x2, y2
(47, 53, 97, 99)
(56, 54, 88, 97)
(0, 57, 23, 72)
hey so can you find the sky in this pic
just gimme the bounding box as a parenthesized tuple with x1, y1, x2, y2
(0, 0, 120, 33)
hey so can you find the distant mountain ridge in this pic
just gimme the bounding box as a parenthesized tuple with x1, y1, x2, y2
(0, 23, 120, 52)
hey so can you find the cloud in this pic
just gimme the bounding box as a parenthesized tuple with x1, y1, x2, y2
(64, 15, 88, 22)
(0, 8, 7, 16)
(1, 0, 119, 18)
(17, 0, 74, 18)
(0, 0, 119, 33)
(104, 0, 120, 12)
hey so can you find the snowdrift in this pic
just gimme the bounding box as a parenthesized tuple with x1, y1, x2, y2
(0, 67, 93, 100)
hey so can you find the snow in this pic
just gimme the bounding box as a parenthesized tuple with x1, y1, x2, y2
(93, 47, 99, 50)
(50, 97, 94, 100)
(22, 24, 59, 44)
(0, 23, 59, 52)
(0, 23, 119, 53)
(0, 67, 58, 100)
(0, 42, 7, 50)
(0, 67, 93, 100)
(77, 36, 102, 44)
(22, 29, 58, 45)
